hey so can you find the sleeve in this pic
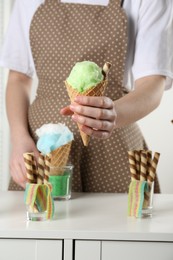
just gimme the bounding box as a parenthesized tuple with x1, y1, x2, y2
(132, 0, 173, 90)
(0, 0, 36, 78)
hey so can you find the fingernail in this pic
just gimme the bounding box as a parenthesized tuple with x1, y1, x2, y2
(70, 104, 80, 112)
(70, 105, 75, 111)
(74, 96, 80, 102)
(72, 114, 77, 121)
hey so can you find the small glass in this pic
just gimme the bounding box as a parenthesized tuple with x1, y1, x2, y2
(142, 182, 154, 218)
(49, 165, 73, 200)
(26, 205, 47, 221)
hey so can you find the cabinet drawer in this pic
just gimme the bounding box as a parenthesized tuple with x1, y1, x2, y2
(102, 241, 173, 260)
(0, 239, 62, 260)
(75, 240, 101, 260)
(36, 240, 62, 260)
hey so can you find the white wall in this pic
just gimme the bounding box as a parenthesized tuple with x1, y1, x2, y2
(0, 0, 13, 191)
(138, 87, 173, 194)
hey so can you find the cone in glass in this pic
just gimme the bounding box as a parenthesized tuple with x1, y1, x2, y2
(50, 142, 72, 175)
(65, 62, 111, 146)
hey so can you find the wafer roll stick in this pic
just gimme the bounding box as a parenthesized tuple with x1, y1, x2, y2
(32, 158, 38, 184)
(145, 151, 160, 209)
(142, 150, 152, 208)
(23, 153, 35, 183)
(139, 150, 150, 207)
(140, 151, 147, 181)
(134, 150, 140, 180)
(37, 154, 45, 184)
(146, 150, 152, 178)
(128, 151, 138, 181)
(23, 153, 39, 212)
(44, 154, 51, 184)
(148, 152, 160, 185)
(102, 62, 111, 79)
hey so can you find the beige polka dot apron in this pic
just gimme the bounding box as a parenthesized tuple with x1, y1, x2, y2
(9, 0, 160, 193)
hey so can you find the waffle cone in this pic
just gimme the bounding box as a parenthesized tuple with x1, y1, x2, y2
(65, 80, 108, 146)
(50, 141, 72, 175)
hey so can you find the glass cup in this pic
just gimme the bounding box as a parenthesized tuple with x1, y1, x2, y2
(49, 165, 73, 200)
(142, 181, 154, 218)
(26, 205, 47, 221)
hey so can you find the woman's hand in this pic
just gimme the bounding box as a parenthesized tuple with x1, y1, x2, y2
(61, 96, 117, 139)
(10, 134, 40, 189)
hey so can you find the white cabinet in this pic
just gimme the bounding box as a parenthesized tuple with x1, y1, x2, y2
(74, 240, 173, 260)
(102, 241, 173, 260)
(36, 240, 62, 260)
(75, 240, 101, 260)
(0, 239, 35, 260)
(0, 239, 62, 260)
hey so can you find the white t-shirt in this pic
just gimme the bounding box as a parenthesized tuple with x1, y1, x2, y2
(0, 0, 173, 90)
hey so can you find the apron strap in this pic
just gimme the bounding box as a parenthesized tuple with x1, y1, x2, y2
(45, 0, 124, 6)
(120, 0, 124, 7)
(45, 0, 57, 3)
(45, 0, 124, 7)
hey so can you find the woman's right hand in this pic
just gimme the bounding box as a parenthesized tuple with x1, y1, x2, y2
(10, 134, 40, 189)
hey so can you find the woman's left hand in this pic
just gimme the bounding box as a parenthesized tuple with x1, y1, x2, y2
(60, 96, 117, 139)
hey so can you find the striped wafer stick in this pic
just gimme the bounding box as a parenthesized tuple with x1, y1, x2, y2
(134, 150, 140, 180)
(146, 150, 152, 178)
(145, 151, 160, 208)
(44, 154, 51, 184)
(148, 152, 160, 185)
(142, 150, 152, 208)
(23, 153, 39, 212)
(140, 151, 147, 181)
(128, 151, 138, 181)
(102, 62, 111, 79)
(32, 157, 38, 183)
(37, 153, 45, 184)
(23, 153, 35, 183)
(139, 150, 150, 207)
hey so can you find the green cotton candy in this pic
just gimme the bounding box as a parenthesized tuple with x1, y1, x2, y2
(66, 61, 104, 92)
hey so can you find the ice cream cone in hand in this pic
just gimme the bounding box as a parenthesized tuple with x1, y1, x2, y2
(65, 61, 111, 146)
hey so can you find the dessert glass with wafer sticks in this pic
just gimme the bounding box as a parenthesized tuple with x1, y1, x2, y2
(128, 150, 160, 218)
(141, 152, 160, 217)
(24, 153, 51, 221)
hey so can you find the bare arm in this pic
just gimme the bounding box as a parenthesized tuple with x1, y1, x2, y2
(114, 75, 165, 128)
(60, 75, 165, 138)
(6, 71, 39, 188)
(6, 70, 32, 140)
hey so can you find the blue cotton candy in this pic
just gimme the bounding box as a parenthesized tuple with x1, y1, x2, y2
(37, 134, 61, 155)
(36, 123, 74, 155)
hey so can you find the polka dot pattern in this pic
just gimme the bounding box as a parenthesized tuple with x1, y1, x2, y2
(8, 179, 23, 191)
(9, 0, 160, 193)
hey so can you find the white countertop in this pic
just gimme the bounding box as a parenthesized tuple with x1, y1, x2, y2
(0, 191, 173, 242)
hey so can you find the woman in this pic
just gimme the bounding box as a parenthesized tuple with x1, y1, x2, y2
(0, 0, 173, 192)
